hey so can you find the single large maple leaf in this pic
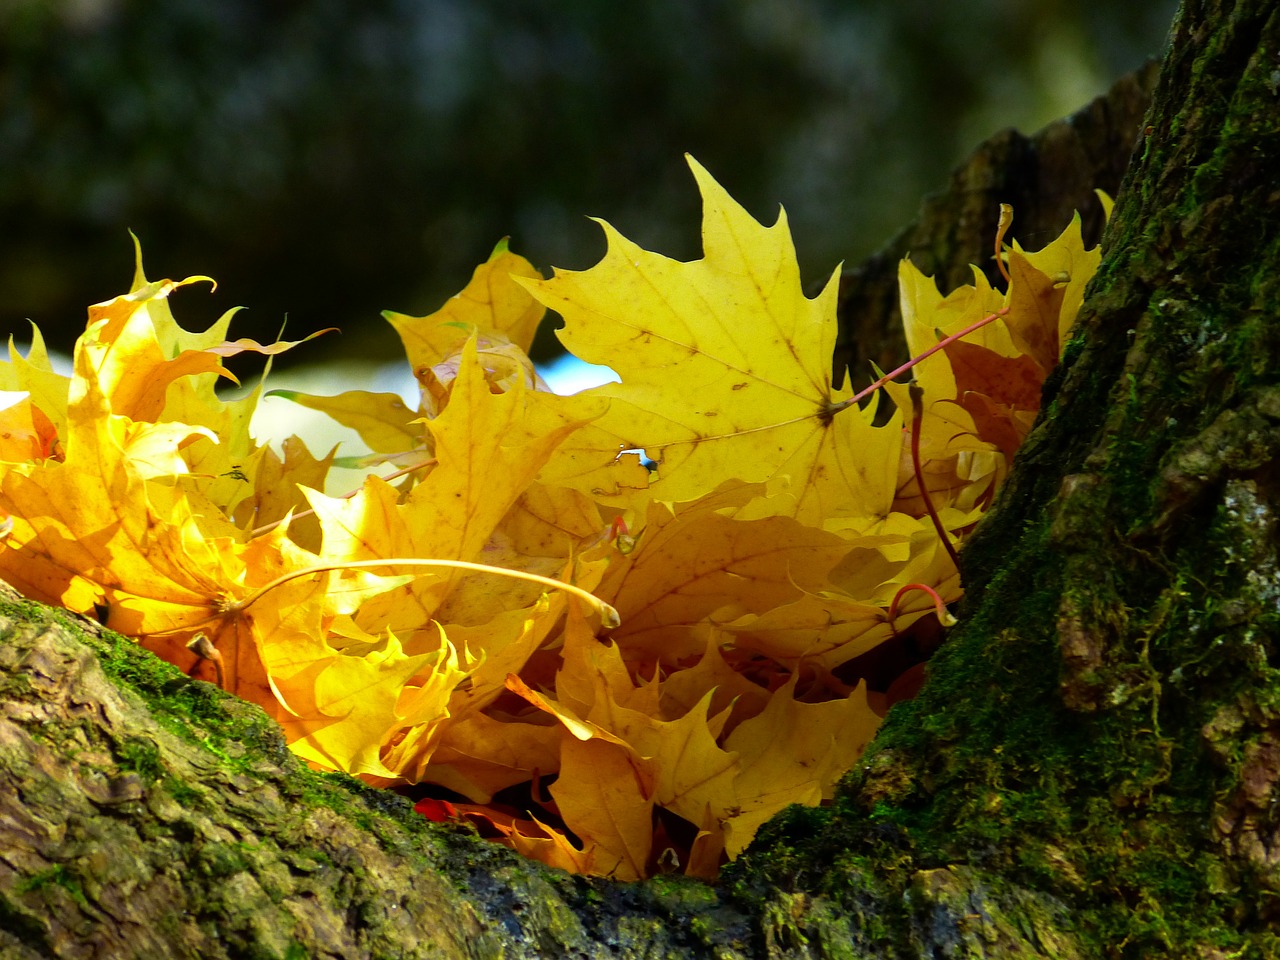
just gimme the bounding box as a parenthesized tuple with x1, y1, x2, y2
(524, 156, 902, 528)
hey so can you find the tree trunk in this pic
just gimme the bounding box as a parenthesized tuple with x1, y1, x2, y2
(3, 0, 1276, 956)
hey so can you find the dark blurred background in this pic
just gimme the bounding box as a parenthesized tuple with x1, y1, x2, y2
(1, 0, 1176, 367)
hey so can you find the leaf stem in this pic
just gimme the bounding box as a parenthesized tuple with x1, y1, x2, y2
(826, 307, 1008, 417)
(909, 383, 961, 572)
(228, 557, 620, 628)
(887, 581, 956, 630)
(994, 203, 1014, 285)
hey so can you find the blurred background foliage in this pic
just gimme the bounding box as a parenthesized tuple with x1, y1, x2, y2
(1, 0, 1175, 366)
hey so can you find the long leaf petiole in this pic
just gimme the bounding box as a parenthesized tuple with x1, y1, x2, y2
(909, 382, 961, 571)
(826, 306, 1009, 417)
(225, 557, 620, 628)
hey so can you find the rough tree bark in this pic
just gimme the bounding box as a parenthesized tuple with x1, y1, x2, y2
(2, 0, 1277, 956)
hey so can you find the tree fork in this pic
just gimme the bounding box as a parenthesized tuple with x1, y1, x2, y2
(2, 1, 1277, 956)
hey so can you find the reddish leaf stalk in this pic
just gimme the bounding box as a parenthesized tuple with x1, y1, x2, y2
(909, 382, 961, 572)
(827, 306, 1009, 417)
(887, 581, 954, 631)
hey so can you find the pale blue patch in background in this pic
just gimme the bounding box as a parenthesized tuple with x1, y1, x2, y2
(536, 353, 619, 395)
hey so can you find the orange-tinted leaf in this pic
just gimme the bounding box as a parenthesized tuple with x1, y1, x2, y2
(1003, 248, 1065, 372)
(551, 737, 655, 881)
(204, 328, 337, 357)
(82, 288, 235, 421)
(943, 338, 1045, 412)
(0, 396, 60, 462)
(0, 372, 242, 633)
(1018, 213, 1100, 343)
(507, 815, 598, 876)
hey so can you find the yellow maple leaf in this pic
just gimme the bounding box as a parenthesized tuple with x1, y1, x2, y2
(1, 325, 70, 443)
(82, 273, 231, 424)
(503, 614, 709, 881)
(651, 632, 773, 728)
(426, 711, 562, 802)
(524, 155, 902, 526)
(1018, 212, 1101, 344)
(264, 241, 548, 474)
(268, 617, 465, 779)
(594, 484, 854, 666)
(498, 481, 609, 559)
(552, 736, 656, 881)
(0, 380, 285, 707)
(301, 337, 599, 637)
(598, 686, 739, 830)
(232, 436, 336, 548)
(717, 673, 879, 857)
(385, 238, 547, 371)
(497, 594, 877, 876)
(0, 343, 238, 629)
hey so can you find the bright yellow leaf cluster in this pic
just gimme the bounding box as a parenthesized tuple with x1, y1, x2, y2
(0, 158, 1098, 880)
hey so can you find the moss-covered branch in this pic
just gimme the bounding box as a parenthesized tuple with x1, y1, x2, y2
(0, 585, 768, 959)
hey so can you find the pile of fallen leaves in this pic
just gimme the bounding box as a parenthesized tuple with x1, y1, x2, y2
(0, 158, 1099, 879)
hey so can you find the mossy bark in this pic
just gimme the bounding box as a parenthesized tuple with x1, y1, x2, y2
(733, 0, 1280, 956)
(0, 588, 760, 959)
(1, 0, 1276, 957)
